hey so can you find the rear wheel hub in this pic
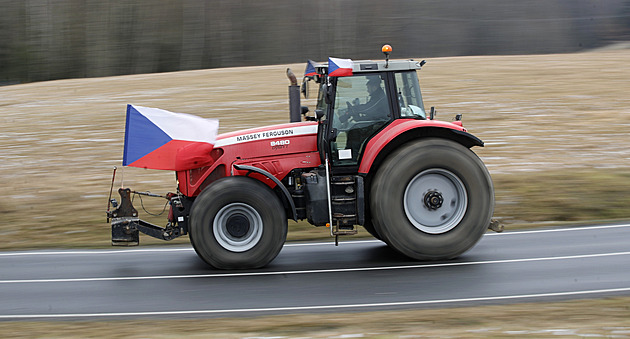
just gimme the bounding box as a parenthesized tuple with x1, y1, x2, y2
(424, 191, 444, 210)
(404, 168, 468, 234)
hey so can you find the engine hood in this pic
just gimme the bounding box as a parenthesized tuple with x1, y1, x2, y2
(213, 121, 318, 158)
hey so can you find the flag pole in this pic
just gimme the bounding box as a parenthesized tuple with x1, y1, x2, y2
(120, 161, 124, 188)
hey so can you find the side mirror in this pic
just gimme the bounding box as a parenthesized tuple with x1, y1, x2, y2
(301, 78, 310, 99)
(315, 109, 325, 121)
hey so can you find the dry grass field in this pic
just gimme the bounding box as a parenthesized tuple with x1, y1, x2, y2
(1, 47, 630, 338)
(1, 297, 629, 338)
(1, 49, 630, 250)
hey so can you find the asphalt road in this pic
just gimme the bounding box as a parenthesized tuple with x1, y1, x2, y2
(1, 223, 630, 320)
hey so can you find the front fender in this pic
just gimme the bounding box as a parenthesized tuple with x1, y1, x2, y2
(358, 119, 484, 175)
(232, 164, 297, 221)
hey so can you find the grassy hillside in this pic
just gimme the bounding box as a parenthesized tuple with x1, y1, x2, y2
(1, 49, 629, 250)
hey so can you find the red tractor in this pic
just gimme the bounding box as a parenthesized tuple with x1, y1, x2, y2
(107, 47, 498, 269)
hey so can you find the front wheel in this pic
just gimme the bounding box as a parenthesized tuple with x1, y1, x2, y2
(370, 138, 494, 260)
(189, 176, 287, 269)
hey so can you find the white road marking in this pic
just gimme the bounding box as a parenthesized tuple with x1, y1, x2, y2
(0, 223, 628, 257)
(1, 286, 630, 319)
(0, 248, 194, 257)
(483, 223, 630, 236)
(1, 250, 629, 285)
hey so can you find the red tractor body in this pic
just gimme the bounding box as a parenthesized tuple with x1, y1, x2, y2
(108, 50, 498, 269)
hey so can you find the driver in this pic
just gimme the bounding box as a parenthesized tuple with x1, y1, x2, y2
(344, 77, 389, 122)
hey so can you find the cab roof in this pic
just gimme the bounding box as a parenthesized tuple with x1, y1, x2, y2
(312, 59, 424, 75)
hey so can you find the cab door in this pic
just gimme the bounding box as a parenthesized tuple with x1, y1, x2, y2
(325, 73, 394, 171)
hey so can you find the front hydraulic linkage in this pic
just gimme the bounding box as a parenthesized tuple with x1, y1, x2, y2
(106, 188, 189, 246)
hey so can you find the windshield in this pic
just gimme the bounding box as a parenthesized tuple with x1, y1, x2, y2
(395, 71, 426, 119)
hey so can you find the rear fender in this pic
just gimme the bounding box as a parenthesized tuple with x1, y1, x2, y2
(358, 119, 484, 175)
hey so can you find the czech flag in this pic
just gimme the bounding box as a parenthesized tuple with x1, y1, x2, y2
(123, 105, 219, 171)
(304, 59, 317, 77)
(328, 57, 353, 77)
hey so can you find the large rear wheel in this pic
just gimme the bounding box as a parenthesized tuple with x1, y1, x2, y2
(190, 176, 287, 269)
(370, 138, 494, 260)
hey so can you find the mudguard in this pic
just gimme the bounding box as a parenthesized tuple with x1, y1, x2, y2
(358, 119, 483, 175)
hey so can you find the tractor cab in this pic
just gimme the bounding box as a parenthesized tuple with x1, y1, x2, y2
(304, 55, 428, 171)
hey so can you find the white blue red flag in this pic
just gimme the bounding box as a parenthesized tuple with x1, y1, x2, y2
(123, 105, 219, 171)
(304, 59, 317, 77)
(328, 57, 353, 77)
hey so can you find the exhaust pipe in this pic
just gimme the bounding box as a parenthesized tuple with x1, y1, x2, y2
(287, 68, 301, 123)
